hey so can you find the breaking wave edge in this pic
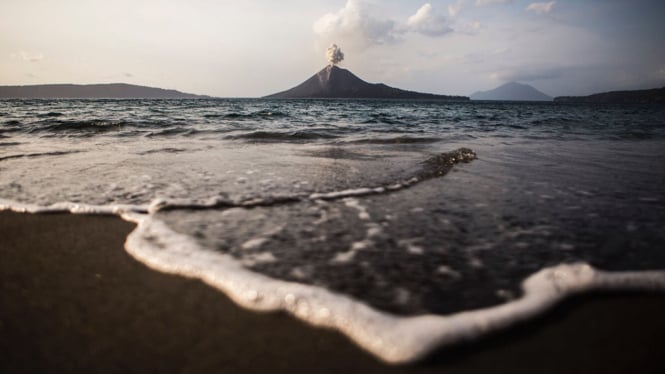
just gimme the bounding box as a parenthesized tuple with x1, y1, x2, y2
(1, 198, 665, 364)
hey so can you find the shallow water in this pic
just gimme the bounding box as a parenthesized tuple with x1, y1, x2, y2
(2, 98, 665, 361)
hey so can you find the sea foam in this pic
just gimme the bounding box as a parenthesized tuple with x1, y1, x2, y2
(2, 196, 665, 363)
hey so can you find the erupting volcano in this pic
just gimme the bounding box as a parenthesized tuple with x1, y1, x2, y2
(265, 45, 467, 100)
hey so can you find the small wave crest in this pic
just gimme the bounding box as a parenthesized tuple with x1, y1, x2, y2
(225, 130, 339, 143)
(0, 142, 22, 147)
(136, 147, 189, 155)
(348, 136, 442, 145)
(37, 111, 64, 118)
(27, 119, 126, 136)
(144, 127, 201, 137)
(0, 150, 82, 162)
(204, 110, 290, 120)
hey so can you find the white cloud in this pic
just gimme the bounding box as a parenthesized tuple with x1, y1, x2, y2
(490, 66, 563, 82)
(455, 20, 482, 35)
(407, 3, 453, 37)
(313, 0, 400, 48)
(526, 1, 556, 15)
(475, 0, 512, 7)
(314, 1, 457, 50)
(448, 0, 466, 17)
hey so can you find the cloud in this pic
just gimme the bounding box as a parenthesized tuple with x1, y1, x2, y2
(526, 1, 556, 15)
(407, 3, 453, 37)
(475, 0, 512, 7)
(10, 51, 44, 62)
(455, 20, 482, 35)
(448, 0, 466, 17)
(314, 1, 457, 50)
(313, 0, 400, 48)
(490, 66, 564, 82)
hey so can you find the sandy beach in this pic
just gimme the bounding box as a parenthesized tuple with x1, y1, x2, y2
(1, 210, 664, 373)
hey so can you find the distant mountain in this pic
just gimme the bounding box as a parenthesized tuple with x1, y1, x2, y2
(470, 82, 552, 101)
(265, 65, 468, 101)
(554, 87, 665, 104)
(0, 83, 209, 99)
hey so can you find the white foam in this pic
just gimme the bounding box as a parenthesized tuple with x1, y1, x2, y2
(343, 198, 371, 220)
(241, 252, 277, 266)
(0, 198, 147, 215)
(2, 198, 665, 364)
(121, 211, 665, 363)
(398, 238, 425, 255)
(437, 265, 461, 279)
(331, 222, 382, 264)
(331, 249, 359, 263)
(241, 237, 269, 250)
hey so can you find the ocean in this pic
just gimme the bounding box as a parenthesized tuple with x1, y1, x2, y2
(1, 98, 665, 363)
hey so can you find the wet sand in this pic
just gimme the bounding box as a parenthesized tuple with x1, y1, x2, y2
(1, 211, 664, 373)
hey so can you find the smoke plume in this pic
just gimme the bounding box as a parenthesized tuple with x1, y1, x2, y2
(326, 44, 345, 65)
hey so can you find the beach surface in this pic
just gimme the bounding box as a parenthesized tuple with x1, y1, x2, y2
(1, 210, 664, 373)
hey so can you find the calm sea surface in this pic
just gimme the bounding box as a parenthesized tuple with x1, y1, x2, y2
(2, 99, 665, 317)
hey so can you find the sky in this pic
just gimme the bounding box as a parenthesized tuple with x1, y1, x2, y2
(1, 0, 664, 97)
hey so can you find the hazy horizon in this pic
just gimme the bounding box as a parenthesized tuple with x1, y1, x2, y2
(2, 0, 664, 98)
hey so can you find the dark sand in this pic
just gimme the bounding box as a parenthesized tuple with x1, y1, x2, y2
(1, 211, 664, 373)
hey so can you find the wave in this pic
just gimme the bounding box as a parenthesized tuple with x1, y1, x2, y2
(204, 110, 290, 120)
(1, 197, 663, 364)
(27, 119, 126, 136)
(148, 148, 476, 212)
(121, 222, 665, 364)
(8, 120, 209, 138)
(136, 147, 190, 155)
(348, 136, 443, 145)
(2, 99, 665, 363)
(0, 142, 22, 147)
(37, 112, 64, 118)
(144, 127, 201, 137)
(224, 130, 340, 142)
(361, 116, 406, 125)
(0, 150, 82, 162)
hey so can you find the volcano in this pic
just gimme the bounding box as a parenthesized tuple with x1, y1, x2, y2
(265, 65, 467, 100)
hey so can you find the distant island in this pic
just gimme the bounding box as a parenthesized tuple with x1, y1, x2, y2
(554, 87, 665, 104)
(265, 65, 468, 101)
(0, 83, 209, 99)
(470, 82, 552, 101)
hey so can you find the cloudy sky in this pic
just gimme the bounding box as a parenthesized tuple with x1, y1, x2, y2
(1, 0, 664, 97)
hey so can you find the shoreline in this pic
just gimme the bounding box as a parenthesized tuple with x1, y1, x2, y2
(1, 211, 664, 373)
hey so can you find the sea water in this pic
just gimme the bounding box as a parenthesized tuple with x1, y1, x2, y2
(1, 99, 665, 362)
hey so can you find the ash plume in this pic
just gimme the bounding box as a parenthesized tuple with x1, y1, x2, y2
(326, 44, 344, 66)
